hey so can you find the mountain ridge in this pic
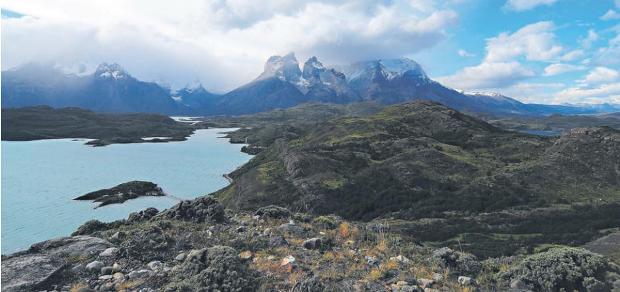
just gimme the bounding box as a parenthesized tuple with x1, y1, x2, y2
(3, 56, 619, 117)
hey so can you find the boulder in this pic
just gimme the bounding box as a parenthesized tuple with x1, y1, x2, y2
(85, 260, 104, 272)
(302, 238, 322, 250)
(159, 197, 226, 223)
(255, 205, 291, 219)
(127, 207, 159, 223)
(458, 276, 475, 286)
(99, 247, 119, 257)
(1, 236, 111, 291)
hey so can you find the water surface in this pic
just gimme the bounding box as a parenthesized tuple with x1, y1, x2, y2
(1, 128, 250, 253)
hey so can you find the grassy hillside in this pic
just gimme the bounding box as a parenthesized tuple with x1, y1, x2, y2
(215, 101, 620, 257)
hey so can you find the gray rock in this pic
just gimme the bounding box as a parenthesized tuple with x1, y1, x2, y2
(276, 222, 305, 236)
(100, 266, 113, 275)
(302, 238, 322, 250)
(458, 276, 475, 286)
(174, 253, 186, 261)
(128, 269, 153, 279)
(147, 260, 163, 271)
(365, 255, 379, 266)
(111, 263, 122, 272)
(268, 235, 288, 247)
(255, 205, 291, 219)
(98, 247, 119, 257)
(98, 275, 113, 281)
(85, 261, 104, 272)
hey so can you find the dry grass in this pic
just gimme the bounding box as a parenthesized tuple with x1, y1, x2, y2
(115, 279, 145, 291)
(69, 283, 89, 292)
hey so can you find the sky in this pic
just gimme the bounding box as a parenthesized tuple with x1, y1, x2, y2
(1, 0, 619, 104)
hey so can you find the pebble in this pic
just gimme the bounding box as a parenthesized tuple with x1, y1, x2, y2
(147, 260, 163, 271)
(280, 255, 296, 266)
(175, 252, 186, 261)
(85, 261, 104, 272)
(112, 272, 125, 281)
(128, 269, 153, 279)
(458, 276, 475, 286)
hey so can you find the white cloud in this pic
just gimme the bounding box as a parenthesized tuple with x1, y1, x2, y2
(484, 21, 563, 62)
(560, 49, 585, 61)
(601, 9, 620, 21)
(1, 0, 459, 91)
(437, 61, 534, 90)
(438, 21, 563, 91)
(543, 63, 585, 76)
(499, 82, 566, 103)
(580, 67, 620, 85)
(457, 49, 475, 57)
(555, 83, 620, 104)
(505, 0, 558, 11)
(579, 29, 599, 49)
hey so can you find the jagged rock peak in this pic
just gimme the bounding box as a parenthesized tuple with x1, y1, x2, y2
(95, 63, 128, 80)
(257, 52, 301, 82)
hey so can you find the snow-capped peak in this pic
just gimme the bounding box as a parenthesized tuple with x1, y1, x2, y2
(95, 63, 128, 80)
(336, 58, 428, 82)
(256, 52, 301, 82)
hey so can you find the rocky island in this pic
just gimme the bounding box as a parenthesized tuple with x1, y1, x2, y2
(74, 181, 166, 208)
(1, 106, 196, 146)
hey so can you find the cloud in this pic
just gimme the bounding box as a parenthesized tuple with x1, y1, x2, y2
(579, 29, 599, 49)
(580, 67, 620, 85)
(555, 83, 620, 104)
(1, 0, 459, 91)
(601, 9, 620, 21)
(543, 63, 585, 76)
(504, 0, 558, 11)
(437, 61, 534, 90)
(498, 82, 566, 103)
(438, 21, 563, 91)
(484, 21, 563, 62)
(457, 49, 475, 57)
(560, 49, 585, 61)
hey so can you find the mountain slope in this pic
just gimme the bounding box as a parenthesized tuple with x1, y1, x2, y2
(2, 63, 186, 114)
(214, 101, 620, 256)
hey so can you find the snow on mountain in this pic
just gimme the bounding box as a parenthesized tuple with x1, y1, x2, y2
(95, 63, 128, 80)
(256, 52, 302, 83)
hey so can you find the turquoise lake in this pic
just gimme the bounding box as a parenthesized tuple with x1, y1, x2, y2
(1, 128, 251, 254)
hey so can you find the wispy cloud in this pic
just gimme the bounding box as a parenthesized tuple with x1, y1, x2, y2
(504, 0, 558, 12)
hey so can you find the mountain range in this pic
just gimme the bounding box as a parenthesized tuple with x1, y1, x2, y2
(3, 53, 619, 116)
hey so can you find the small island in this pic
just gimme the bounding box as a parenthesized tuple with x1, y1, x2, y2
(1, 106, 197, 146)
(74, 181, 166, 208)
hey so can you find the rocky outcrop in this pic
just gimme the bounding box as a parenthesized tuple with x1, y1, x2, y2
(74, 181, 165, 208)
(1, 236, 112, 292)
(159, 196, 225, 223)
(164, 246, 258, 291)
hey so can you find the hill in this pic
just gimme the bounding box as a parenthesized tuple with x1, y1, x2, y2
(214, 101, 620, 257)
(1, 106, 194, 146)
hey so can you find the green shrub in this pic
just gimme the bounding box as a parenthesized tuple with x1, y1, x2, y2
(498, 247, 613, 291)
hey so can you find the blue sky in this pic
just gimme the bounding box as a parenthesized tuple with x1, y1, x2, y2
(2, 0, 619, 104)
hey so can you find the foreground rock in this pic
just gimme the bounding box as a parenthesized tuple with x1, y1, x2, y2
(3, 200, 619, 291)
(1, 236, 111, 292)
(74, 181, 165, 208)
